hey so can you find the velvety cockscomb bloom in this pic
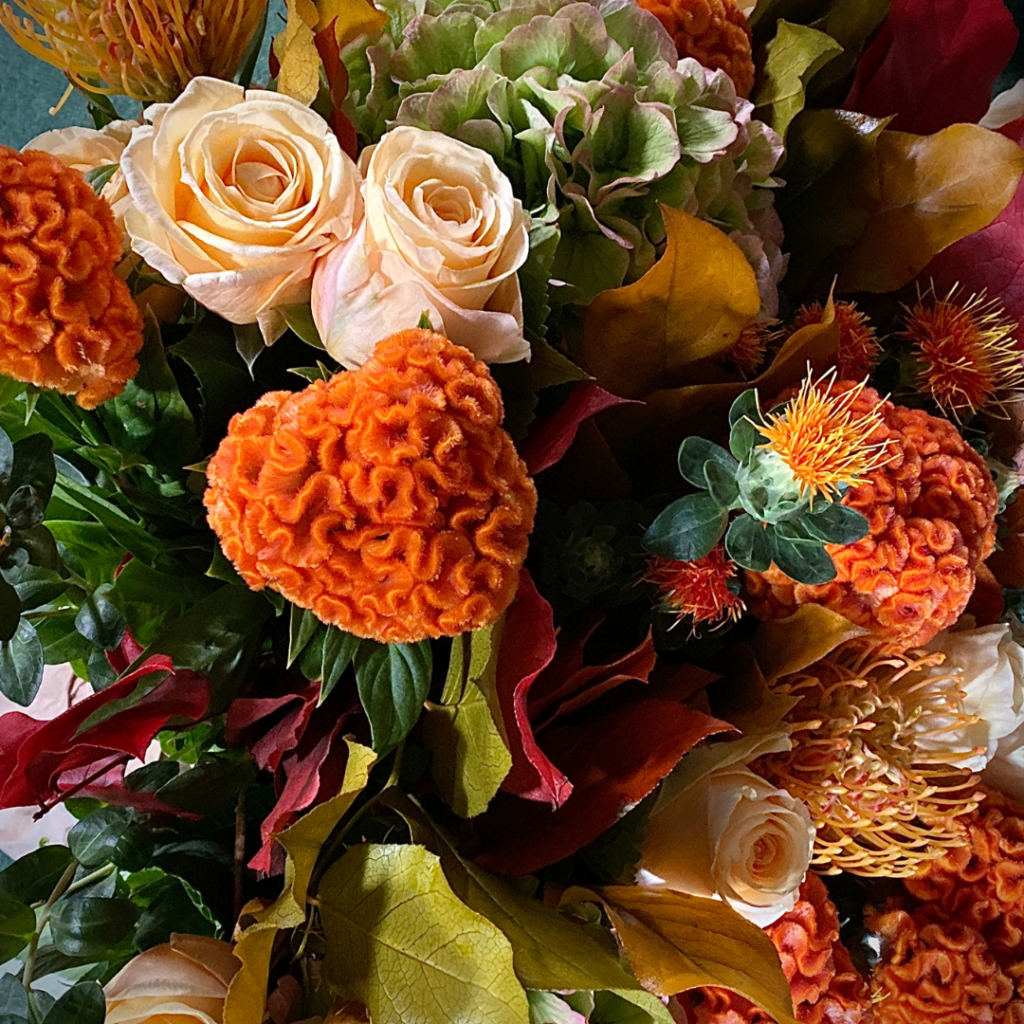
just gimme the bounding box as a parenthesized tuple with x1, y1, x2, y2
(748, 382, 998, 648)
(792, 301, 882, 381)
(868, 909, 1018, 1024)
(204, 329, 538, 645)
(680, 874, 870, 1024)
(902, 290, 1024, 422)
(755, 373, 891, 506)
(636, 0, 755, 97)
(0, 0, 268, 102)
(645, 546, 745, 632)
(0, 145, 143, 408)
(754, 638, 980, 877)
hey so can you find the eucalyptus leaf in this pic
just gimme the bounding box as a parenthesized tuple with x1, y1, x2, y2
(354, 640, 433, 754)
(725, 514, 772, 573)
(704, 460, 740, 508)
(801, 502, 870, 545)
(643, 494, 728, 562)
(771, 527, 837, 585)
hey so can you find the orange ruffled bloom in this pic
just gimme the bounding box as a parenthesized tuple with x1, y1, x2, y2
(747, 382, 998, 648)
(635, 0, 755, 96)
(204, 329, 538, 644)
(792, 301, 882, 382)
(868, 908, 1019, 1024)
(680, 874, 870, 1024)
(0, 146, 143, 408)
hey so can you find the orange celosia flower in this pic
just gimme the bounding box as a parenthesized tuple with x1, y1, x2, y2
(0, 146, 143, 408)
(725, 320, 782, 380)
(0, 0, 268, 102)
(680, 874, 871, 1024)
(748, 381, 998, 648)
(635, 0, 754, 96)
(645, 546, 745, 632)
(204, 329, 538, 645)
(902, 289, 1024, 422)
(792, 301, 882, 381)
(754, 638, 980, 877)
(868, 908, 1017, 1024)
(756, 371, 892, 506)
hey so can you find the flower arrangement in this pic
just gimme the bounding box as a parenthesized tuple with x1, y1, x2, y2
(2, 1, 1024, 1024)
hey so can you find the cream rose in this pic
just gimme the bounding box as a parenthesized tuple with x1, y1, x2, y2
(26, 121, 135, 240)
(311, 125, 530, 366)
(638, 765, 814, 927)
(122, 76, 361, 342)
(105, 934, 239, 1024)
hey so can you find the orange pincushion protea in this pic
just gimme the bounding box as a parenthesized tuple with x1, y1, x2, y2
(868, 909, 1018, 1024)
(0, 146, 143, 408)
(680, 874, 870, 1024)
(635, 0, 755, 96)
(747, 382, 998, 648)
(754, 638, 980, 877)
(204, 329, 537, 644)
(792, 301, 882, 381)
(645, 545, 745, 631)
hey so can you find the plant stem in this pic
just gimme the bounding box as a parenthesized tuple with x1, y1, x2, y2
(23, 858, 78, 996)
(234, 789, 246, 922)
(62, 863, 115, 898)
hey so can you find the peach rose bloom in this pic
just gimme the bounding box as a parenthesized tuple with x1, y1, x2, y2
(638, 765, 814, 927)
(312, 125, 530, 367)
(25, 121, 135, 240)
(105, 934, 239, 1024)
(122, 76, 361, 343)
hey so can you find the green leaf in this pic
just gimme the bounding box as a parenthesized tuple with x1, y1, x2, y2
(0, 576, 20, 643)
(234, 323, 266, 376)
(8, 566, 70, 611)
(49, 897, 138, 957)
(725, 514, 772, 573)
(319, 844, 529, 1024)
(288, 605, 322, 667)
(7, 485, 45, 529)
(643, 494, 728, 562)
(11, 434, 55, 507)
(0, 974, 29, 1017)
(319, 626, 363, 704)
(0, 619, 43, 707)
(0, 427, 13, 490)
(75, 583, 126, 651)
(68, 808, 133, 867)
(704, 460, 739, 508)
(133, 879, 219, 950)
(84, 164, 119, 194)
(801, 502, 870, 545)
(423, 622, 512, 818)
(771, 526, 837, 585)
(354, 641, 432, 754)
(0, 847, 73, 906)
(299, 626, 329, 682)
(236, 0, 268, 87)
(754, 21, 843, 140)
(383, 791, 646, 993)
(728, 389, 761, 429)
(41, 982, 105, 1024)
(677, 437, 736, 488)
(281, 304, 326, 349)
(0, 895, 34, 962)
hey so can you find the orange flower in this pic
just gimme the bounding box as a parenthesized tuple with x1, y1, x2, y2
(724, 320, 781, 380)
(0, 146, 143, 408)
(635, 0, 754, 96)
(902, 289, 1024, 422)
(792, 301, 881, 381)
(754, 637, 979, 877)
(747, 382, 998, 648)
(680, 874, 870, 1024)
(204, 329, 538, 644)
(645, 546, 745, 632)
(868, 908, 1017, 1024)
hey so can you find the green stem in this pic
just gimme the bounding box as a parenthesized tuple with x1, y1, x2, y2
(23, 859, 78, 997)
(62, 863, 115, 899)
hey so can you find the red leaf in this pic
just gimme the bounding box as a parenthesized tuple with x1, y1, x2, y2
(476, 686, 731, 875)
(226, 682, 320, 773)
(0, 656, 209, 812)
(924, 118, 1024, 341)
(522, 383, 637, 475)
(495, 572, 572, 807)
(843, 0, 1018, 135)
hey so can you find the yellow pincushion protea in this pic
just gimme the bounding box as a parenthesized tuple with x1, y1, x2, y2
(754, 638, 981, 877)
(0, 0, 268, 102)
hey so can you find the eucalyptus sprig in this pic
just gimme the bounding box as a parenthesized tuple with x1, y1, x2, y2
(643, 389, 870, 585)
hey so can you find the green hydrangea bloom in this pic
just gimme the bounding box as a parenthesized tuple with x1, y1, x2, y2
(342, 0, 784, 312)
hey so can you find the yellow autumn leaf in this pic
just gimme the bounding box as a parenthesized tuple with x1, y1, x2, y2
(752, 605, 868, 683)
(224, 901, 278, 1024)
(563, 886, 797, 1024)
(835, 123, 1024, 293)
(580, 206, 761, 400)
(318, 0, 388, 46)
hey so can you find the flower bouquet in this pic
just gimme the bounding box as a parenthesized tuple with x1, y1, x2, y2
(4, 0, 1024, 1021)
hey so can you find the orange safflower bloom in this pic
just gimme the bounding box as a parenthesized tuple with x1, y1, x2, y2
(681, 874, 870, 1024)
(645, 546, 745, 632)
(635, 0, 754, 96)
(0, 146, 142, 408)
(747, 382, 998, 648)
(204, 329, 538, 645)
(792, 301, 882, 381)
(724, 320, 781, 380)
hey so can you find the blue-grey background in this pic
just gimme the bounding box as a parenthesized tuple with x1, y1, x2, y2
(0, 0, 1022, 145)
